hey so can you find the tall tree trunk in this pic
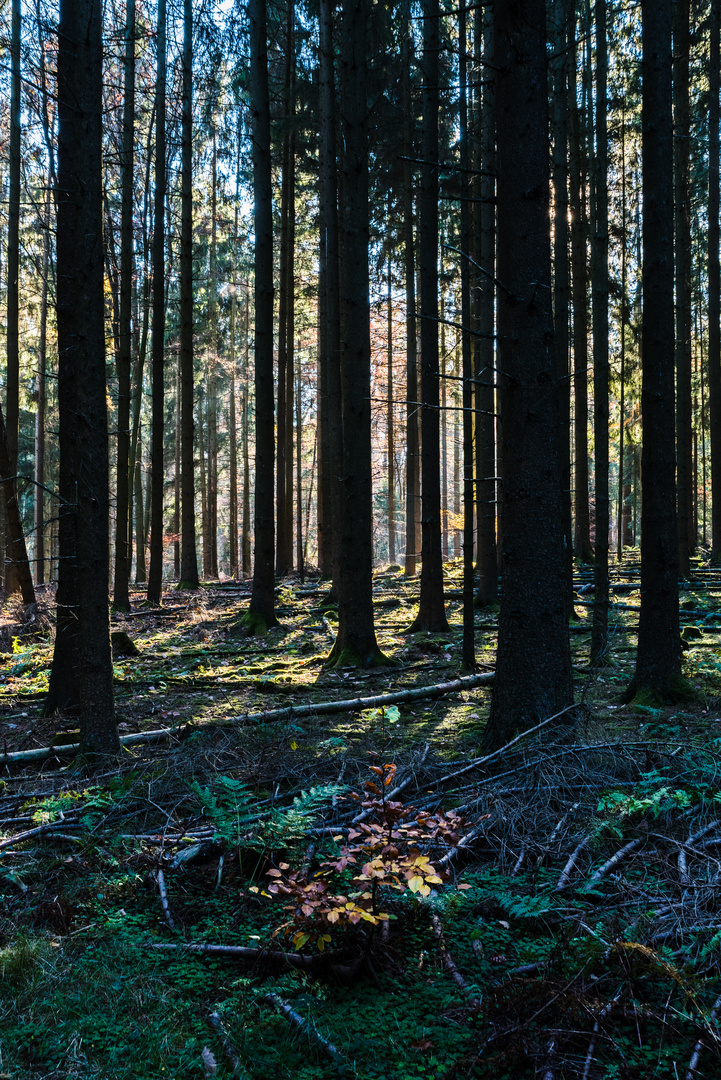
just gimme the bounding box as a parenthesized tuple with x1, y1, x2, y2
(403, 0, 419, 579)
(626, 0, 682, 700)
(327, 0, 383, 667)
(475, 4, 498, 606)
(387, 244, 396, 564)
(710, 1, 721, 559)
(228, 175, 240, 579)
(590, 0, 610, 664)
(459, 0, 475, 668)
(674, 0, 693, 576)
(147, 0, 166, 604)
(174, 361, 181, 578)
(0, 405, 35, 604)
(483, 0, 573, 751)
(134, 438, 146, 583)
(47, 0, 117, 753)
(317, 0, 342, 585)
(407, 0, 449, 633)
(552, 0, 573, 621)
(179, 0, 199, 589)
(245, 0, 278, 631)
(35, 187, 51, 586)
(569, 10, 593, 562)
(206, 130, 219, 580)
(242, 296, 252, 577)
(5, 0, 22, 595)
(113, 0, 136, 610)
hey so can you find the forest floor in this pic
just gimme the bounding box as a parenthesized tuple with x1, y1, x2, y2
(2, 556, 721, 1079)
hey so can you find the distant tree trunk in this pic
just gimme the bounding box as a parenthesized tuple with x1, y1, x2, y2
(147, 0, 165, 605)
(0, 405, 35, 604)
(402, 0, 419, 579)
(47, 0, 117, 753)
(617, 103, 628, 562)
(206, 129, 219, 580)
(284, 141, 296, 573)
(198, 388, 210, 577)
(407, 0, 449, 633)
(174, 361, 181, 577)
(35, 188, 51, 586)
(113, 0, 136, 611)
(327, 0, 384, 668)
(296, 346, 303, 576)
(626, 0, 682, 700)
(387, 245, 396, 564)
(440, 289, 448, 562)
(228, 191, 240, 579)
(475, 4, 498, 606)
(482, 0, 573, 751)
(245, 0, 278, 632)
(317, 0, 341, 584)
(459, 0, 475, 668)
(569, 13, 592, 563)
(178, 0, 199, 590)
(674, 0, 693, 575)
(590, 0, 610, 664)
(242, 295, 252, 577)
(5, 0, 21, 595)
(710, 1, 721, 559)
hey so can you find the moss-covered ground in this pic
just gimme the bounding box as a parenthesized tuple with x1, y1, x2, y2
(2, 555, 721, 1077)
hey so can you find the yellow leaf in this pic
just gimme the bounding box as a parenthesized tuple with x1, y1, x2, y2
(408, 876, 424, 894)
(290, 741, 298, 750)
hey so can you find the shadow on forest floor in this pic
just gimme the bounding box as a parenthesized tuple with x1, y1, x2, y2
(2, 555, 721, 1078)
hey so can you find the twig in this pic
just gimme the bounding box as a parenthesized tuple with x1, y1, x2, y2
(264, 993, 345, 1064)
(156, 869, 177, 931)
(149, 941, 323, 971)
(214, 854, 224, 892)
(555, 836, 590, 892)
(686, 992, 721, 1079)
(352, 743, 430, 824)
(0, 726, 180, 764)
(435, 705, 578, 788)
(430, 912, 480, 1008)
(0, 817, 78, 854)
(589, 838, 644, 885)
(207, 1011, 247, 1077)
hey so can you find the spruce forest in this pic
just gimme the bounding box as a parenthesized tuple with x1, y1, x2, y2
(4, 0, 721, 1077)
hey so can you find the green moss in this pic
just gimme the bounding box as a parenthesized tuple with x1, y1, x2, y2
(627, 674, 699, 709)
(235, 610, 269, 637)
(324, 645, 394, 671)
(176, 579, 200, 591)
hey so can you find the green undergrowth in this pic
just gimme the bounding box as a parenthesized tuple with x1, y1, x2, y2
(5, 563, 721, 1076)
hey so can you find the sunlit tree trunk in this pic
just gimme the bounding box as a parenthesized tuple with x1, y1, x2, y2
(113, 0, 136, 610)
(710, 1, 721, 559)
(5, 0, 22, 595)
(147, 0, 165, 604)
(245, 0, 278, 630)
(179, 0, 199, 589)
(402, 0, 419, 579)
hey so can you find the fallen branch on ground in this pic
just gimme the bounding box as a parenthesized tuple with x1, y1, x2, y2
(431, 912, 480, 1008)
(264, 992, 345, 1065)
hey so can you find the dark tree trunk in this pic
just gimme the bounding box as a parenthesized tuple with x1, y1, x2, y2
(5, 0, 21, 594)
(590, 0, 610, 664)
(569, 14, 593, 563)
(402, 0, 419, 579)
(327, 0, 383, 668)
(147, 0, 166, 605)
(387, 245, 396, 564)
(317, 0, 342, 585)
(625, 0, 682, 700)
(407, 0, 449, 633)
(674, 0, 693, 575)
(482, 0, 573, 752)
(710, 1, 721, 559)
(475, 5, 498, 607)
(35, 187, 51, 586)
(246, 0, 278, 632)
(459, 0, 475, 669)
(47, 0, 117, 753)
(179, 0, 199, 590)
(113, 0, 135, 611)
(0, 405, 35, 605)
(242, 296, 252, 577)
(551, 0, 573, 623)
